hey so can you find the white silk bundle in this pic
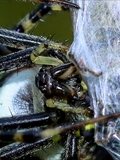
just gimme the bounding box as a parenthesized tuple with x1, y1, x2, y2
(69, 1, 120, 159)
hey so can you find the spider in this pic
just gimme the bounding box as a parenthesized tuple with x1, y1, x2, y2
(0, 0, 119, 160)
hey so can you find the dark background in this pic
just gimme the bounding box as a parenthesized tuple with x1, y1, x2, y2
(0, 1, 73, 45)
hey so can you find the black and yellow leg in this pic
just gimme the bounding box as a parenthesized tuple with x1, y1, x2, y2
(13, 1, 76, 33)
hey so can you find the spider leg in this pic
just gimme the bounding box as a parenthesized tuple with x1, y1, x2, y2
(0, 42, 68, 74)
(36, 112, 120, 139)
(0, 29, 67, 50)
(29, 0, 80, 9)
(0, 137, 52, 160)
(13, 2, 71, 33)
(0, 112, 60, 130)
